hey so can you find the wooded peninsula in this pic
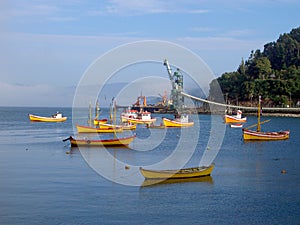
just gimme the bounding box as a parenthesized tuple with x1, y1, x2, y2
(209, 27, 300, 108)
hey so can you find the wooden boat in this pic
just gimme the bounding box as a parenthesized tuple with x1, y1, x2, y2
(76, 124, 123, 133)
(64, 135, 136, 147)
(242, 96, 290, 141)
(243, 129, 290, 141)
(224, 110, 247, 123)
(28, 112, 67, 122)
(140, 164, 214, 179)
(162, 114, 194, 127)
(125, 111, 156, 125)
(230, 123, 243, 128)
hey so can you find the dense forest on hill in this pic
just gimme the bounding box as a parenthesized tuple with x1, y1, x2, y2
(209, 27, 300, 107)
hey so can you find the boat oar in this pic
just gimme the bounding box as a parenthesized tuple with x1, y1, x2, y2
(62, 136, 72, 142)
(245, 119, 271, 130)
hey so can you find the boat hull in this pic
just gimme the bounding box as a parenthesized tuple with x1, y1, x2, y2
(76, 125, 123, 133)
(224, 115, 247, 123)
(68, 135, 136, 147)
(162, 118, 194, 127)
(125, 117, 156, 125)
(140, 164, 214, 179)
(243, 129, 290, 141)
(29, 114, 67, 122)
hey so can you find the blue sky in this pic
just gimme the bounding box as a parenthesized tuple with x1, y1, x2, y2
(0, 0, 299, 107)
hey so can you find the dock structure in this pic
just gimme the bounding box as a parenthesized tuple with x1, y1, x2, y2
(181, 92, 300, 116)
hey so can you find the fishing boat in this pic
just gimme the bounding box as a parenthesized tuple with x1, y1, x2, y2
(140, 164, 214, 179)
(224, 110, 247, 123)
(28, 112, 67, 122)
(162, 114, 194, 127)
(242, 96, 290, 141)
(120, 108, 138, 123)
(64, 135, 136, 147)
(125, 111, 156, 125)
(76, 124, 123, 133)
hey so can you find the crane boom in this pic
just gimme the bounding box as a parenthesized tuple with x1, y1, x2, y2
(163, 59, 175, 89)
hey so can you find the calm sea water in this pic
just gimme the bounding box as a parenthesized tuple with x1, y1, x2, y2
(0, 106, 299, 225)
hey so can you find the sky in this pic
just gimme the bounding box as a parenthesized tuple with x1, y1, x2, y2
(0, 0, 299, 107)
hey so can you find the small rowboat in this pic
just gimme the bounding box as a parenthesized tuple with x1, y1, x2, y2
(29, 112, 67, 122)
(64, 135, 136, 147)
(76, 125, 123, 133)
(140, 164, 214, 179)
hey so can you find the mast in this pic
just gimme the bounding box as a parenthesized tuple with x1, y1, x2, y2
(95, 101, 100, 120)
(88, 102, 92, 126)
(257, 96, 261, 132)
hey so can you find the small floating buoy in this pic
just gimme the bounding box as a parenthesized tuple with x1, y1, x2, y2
(125, 165, 130, 170)
(281, 169, 287, 174)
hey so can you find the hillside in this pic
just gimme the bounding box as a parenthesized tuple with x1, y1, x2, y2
(209, 27, 300, 107)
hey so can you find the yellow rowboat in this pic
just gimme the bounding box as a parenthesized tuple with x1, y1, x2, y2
(140, 164, 214, 180)
(64, 135, 136, 147)
(243, 129, 290, 141)
(162, 118, 194, 127)
(28, 113, 67, 122)
(76, 125, 123, 133)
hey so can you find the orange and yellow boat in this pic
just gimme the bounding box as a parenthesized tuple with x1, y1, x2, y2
(224, 110, 247, 123)
(64, 135, 136, 147)
(29, 112, 67, 122)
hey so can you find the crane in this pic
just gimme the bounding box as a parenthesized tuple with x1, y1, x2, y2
(163, 59, 184, 110)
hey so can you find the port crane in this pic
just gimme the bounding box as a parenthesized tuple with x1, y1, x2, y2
(163, 59, 184, 111)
